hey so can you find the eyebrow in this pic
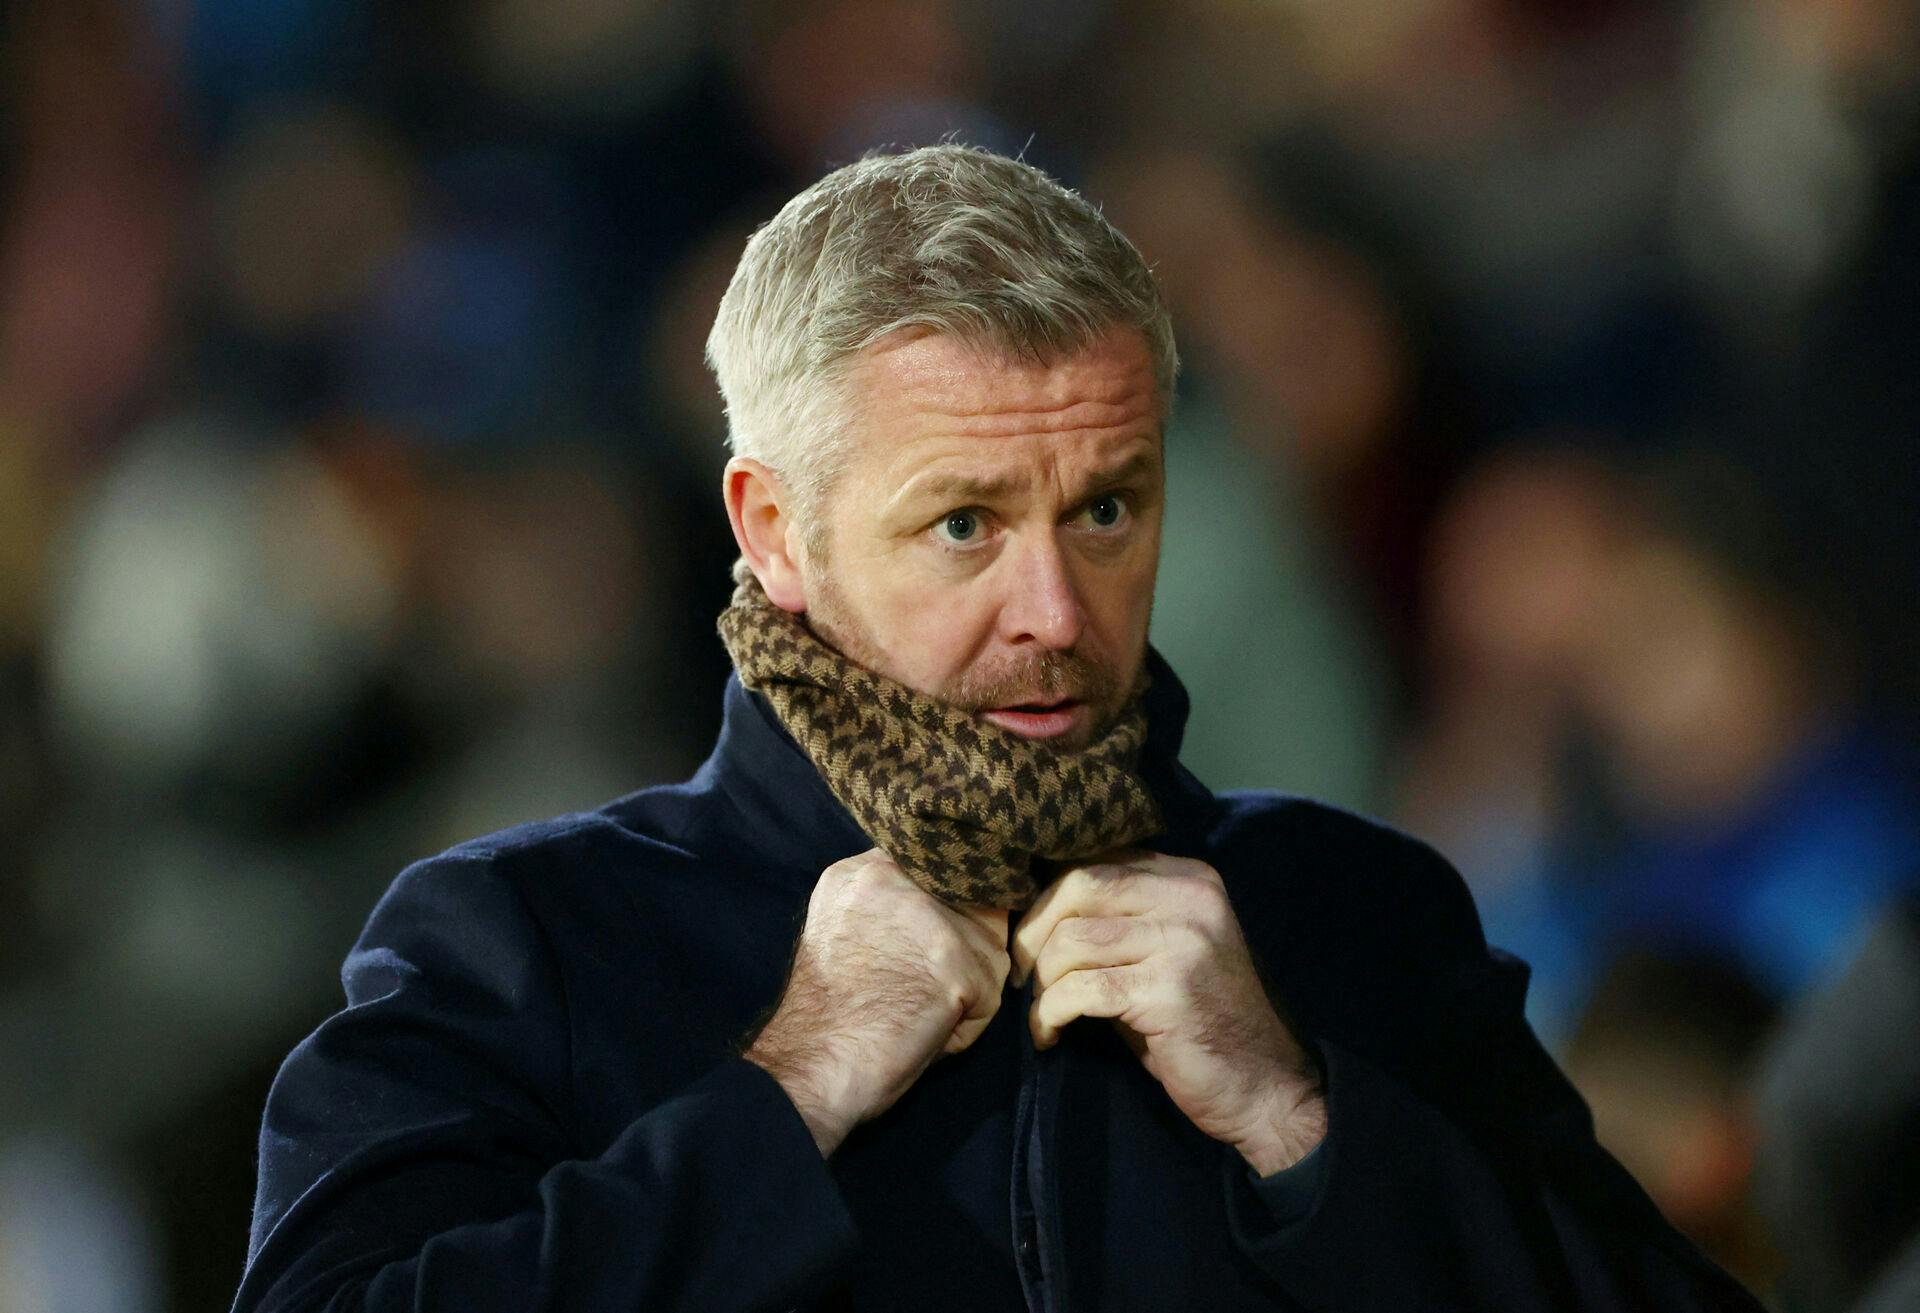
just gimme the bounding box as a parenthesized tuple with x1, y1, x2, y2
(891, 447, 1162, 515)
(894, 468, 1028, 508)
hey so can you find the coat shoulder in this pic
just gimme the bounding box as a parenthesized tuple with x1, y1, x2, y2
(1201, 790, 1493, 973)
(353, 781, 728, 999)
(417, 776, 720, 894)
(1199, 792, 1545, 1130)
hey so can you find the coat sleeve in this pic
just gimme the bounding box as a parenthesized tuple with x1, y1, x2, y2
(233, 853, 859, 1313)
(1213, 816, 1765, 1312)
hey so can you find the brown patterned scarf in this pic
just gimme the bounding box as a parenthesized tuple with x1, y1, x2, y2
(716, 562, 1164, 909)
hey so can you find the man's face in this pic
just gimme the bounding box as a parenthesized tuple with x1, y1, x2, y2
(798, 327, 1164, 751)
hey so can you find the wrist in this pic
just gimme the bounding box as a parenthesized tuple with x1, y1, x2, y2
(744, 1037, 858, 1157)
(1233, 1077, 1328, 1177)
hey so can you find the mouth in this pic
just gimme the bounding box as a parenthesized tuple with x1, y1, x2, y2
(978, 698, 1086, 741)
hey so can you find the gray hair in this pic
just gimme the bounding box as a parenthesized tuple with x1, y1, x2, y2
(705, 143, 1178, 537)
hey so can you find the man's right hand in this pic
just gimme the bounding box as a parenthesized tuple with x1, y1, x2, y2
(742, 848, 1011, 1156)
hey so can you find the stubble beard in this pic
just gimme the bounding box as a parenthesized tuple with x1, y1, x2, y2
(802, 564, 1140, 753)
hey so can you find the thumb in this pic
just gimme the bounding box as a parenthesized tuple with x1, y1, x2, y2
(943, 1013, 990, 1055)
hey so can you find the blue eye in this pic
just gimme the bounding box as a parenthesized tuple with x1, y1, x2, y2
(1082, 494, 1129, 530)
(935, 510, 982, 545)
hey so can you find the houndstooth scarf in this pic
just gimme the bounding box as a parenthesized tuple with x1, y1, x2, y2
(716, 562, 1164, 909)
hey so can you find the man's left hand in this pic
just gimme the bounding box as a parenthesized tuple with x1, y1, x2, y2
(1011, 850, 1327, 1176)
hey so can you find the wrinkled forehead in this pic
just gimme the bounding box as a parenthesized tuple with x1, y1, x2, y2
(840, 326, 1163, 478)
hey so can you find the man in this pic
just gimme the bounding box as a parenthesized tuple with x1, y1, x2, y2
(235, 145, 1761, 1311)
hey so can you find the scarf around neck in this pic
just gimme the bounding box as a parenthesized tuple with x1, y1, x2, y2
(716, 561, 1165, 909)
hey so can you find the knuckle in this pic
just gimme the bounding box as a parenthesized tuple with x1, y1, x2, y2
(853, 850, 906, 882)
(871, 871, 916, 903)
(826, 850, 880, 879)
(1168, 926, 1208, 968)
(1185, 883, 1231, 927)
(901, 901, 943, 938)
(924, 936, 959, 976)
(1168, 916, 1208, 950)
(929, 933, 975, 981)
(1159, 854, 1218, 884)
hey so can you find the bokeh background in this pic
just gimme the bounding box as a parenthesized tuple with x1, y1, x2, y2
(2, 1, 1918, 1309)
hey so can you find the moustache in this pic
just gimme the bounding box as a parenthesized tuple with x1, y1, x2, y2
(944, 650, 1120, 713)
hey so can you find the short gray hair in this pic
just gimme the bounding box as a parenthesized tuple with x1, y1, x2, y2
(705, 143, 1178, 534)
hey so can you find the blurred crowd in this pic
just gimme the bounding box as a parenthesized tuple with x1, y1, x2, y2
(1, 1, 1917, 1309)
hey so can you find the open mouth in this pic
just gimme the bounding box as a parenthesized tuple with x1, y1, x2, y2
(980, 698, 1086, 740)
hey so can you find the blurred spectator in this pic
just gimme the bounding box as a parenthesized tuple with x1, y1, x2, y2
(1395, 446, 1619, 954)
(1147, 379, 1389, 806)
(1675, 0, 1920, 351)
(1093, 149, 1395, 803)
(1095, 144, 1468, 689)
(1565, 452, 1920, 1004)
(726, 0, 1014, 171)
(1562, 951, 1782, 1293)
(0, 1, 1916, 1307)
(1767, 141, 1920, 718)
(43, 415, 398, 800)
(0, 1137, 157, 1313)
(0, 0, 180, 450)
(1400, 443, 1920, 1044)
(1754, 894, 1920, 1313)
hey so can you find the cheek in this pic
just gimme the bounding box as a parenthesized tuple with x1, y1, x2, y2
(860, 570, 1000, 686)
(1082, 547, 1159, 645)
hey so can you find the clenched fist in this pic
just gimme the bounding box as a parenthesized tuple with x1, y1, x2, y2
(1011, 849, 1327, 1175)
(743, 849, 1011, 1155)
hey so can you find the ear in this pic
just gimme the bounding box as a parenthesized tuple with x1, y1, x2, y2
(723, 457, 809, 612)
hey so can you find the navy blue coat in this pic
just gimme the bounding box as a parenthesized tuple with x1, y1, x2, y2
(236, 656, 1762, 1311)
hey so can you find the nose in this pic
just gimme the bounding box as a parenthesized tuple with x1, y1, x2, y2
(997, 532, 1086, 651)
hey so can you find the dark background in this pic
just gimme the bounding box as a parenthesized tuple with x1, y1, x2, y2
(1, 1, 1917, 1308)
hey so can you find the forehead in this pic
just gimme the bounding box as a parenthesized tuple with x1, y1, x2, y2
(841, 328, 1163, 483)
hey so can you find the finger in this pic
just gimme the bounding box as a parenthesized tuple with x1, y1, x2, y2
(1031, 963, 1152, 1048)
(944, 1010, 993, 1055)
(1012, 864, 1163, 986)
(834, 847, 903, 884)
(823, 850, 917, 917)
(943, 905, 1013, 992)
(1032, 915, 1165, 992)
(1086, 848, 1224, 889)
(948, 918, 1006, 1024)
(958, 950, 1002, 1022)
(942, 942, 1006, 1056)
